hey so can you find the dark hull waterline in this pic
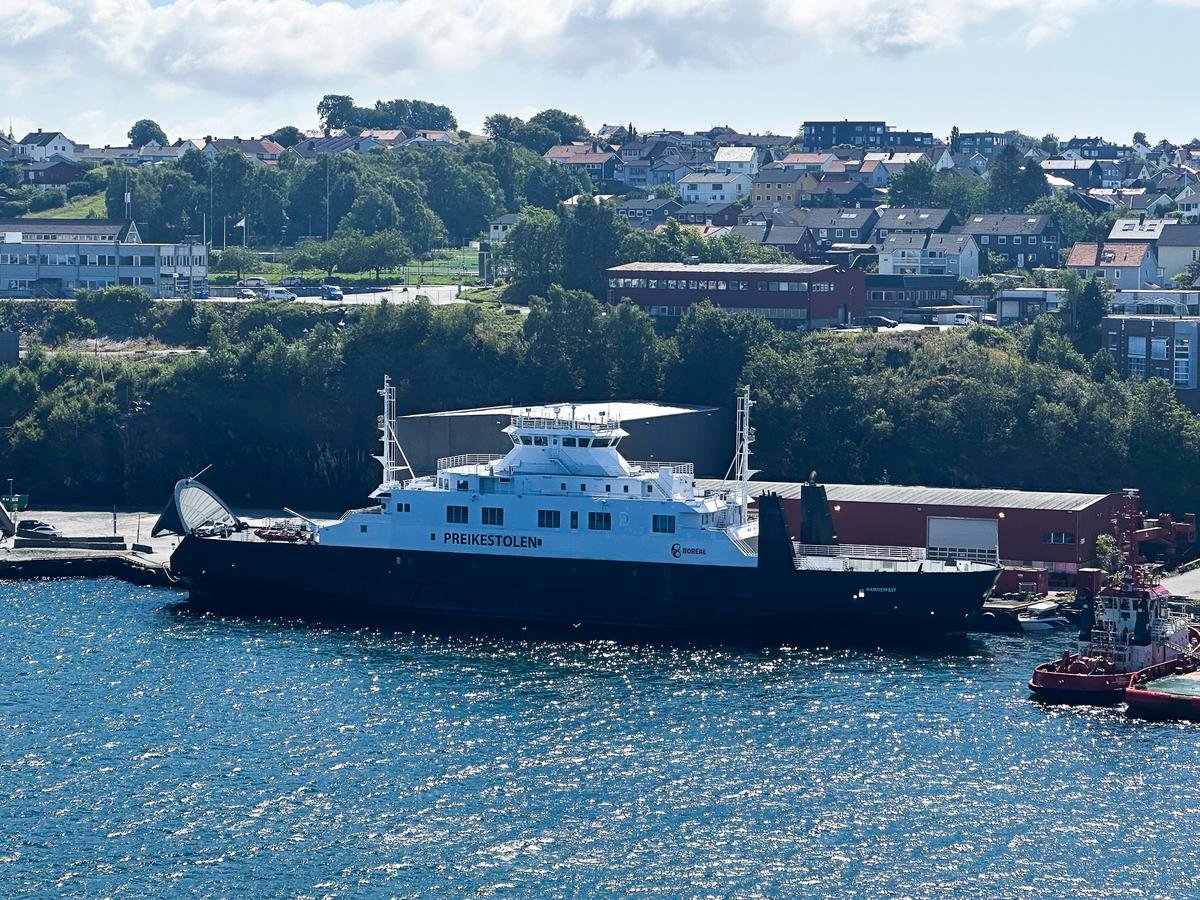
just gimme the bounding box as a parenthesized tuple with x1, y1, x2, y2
(170, 536, 998, 637)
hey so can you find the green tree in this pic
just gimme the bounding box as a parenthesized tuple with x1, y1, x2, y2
(269, 125, 304, 148)
(949, 126, 961, 155)
(344, 187, 401, 235)
(212, 245, 259, 279)
(887, 160, 936, 207)
(559, 197, 628, 297)
(1039, 134, 1059, 155)
(1027, 194, 1094, 246)
(355, 230, 411, 282)
(528, 109, 590, 144)
(987, 145, 1045, 213)
(666, 302, 774, 404)
(1133, 131, 1148, 146)
(523, 285, 607, 397)
(1064, 277, 1110, 353)
(603, 301, 662, 397)
(483, 114, 522, 142)
(128, 119, 167, 147)
(505, 207, 561, 298)
(512, 122, 559, 155)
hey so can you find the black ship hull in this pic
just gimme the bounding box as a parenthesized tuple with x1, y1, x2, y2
(169, 534, 998, 637)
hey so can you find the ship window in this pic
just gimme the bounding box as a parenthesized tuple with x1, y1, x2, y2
(580, 484, 587, 491)
(605, 484, 612, 493)
(561, 482, 567, 491)
(520, 436, 533, 445)
(457, 479, 469, 491)
(533, 435, 548, 446)
(570, 511, 578, 529)
(593, 438, 611, 447)
(538, 509, 561, 528)
(395, 502, 410, 512)
(562, 437, 577, 447)
(446, 505, 469, 524)
(588, 512, 612, 531)
(577, 439, 591, 448)
(623, 485, 629, 493)
(653, 515, 676, 534)
(482, 507, 505, 526)
(360, 524, 368, 533)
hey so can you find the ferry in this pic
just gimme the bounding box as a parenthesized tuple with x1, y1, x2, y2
(157, 380, 1000, 635)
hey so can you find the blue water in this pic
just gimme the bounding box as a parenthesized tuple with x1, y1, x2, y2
(3, 581, 1200, 897)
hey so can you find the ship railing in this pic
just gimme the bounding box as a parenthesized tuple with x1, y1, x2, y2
(628, 461, 694, 475)
(793, 543, 927, 562)
(511, 414, 620, 433)
(339, 505, 383, 520)
(437, 453, 505, 472)
(729, 534, 757, 556)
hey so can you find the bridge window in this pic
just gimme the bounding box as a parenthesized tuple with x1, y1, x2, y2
(653, 515, 676, 534)
(446, 505, 469, 524)
(577, 439, 591, 447)
(457, 479, 469, 491)
(533, 435, 548, 446)
(588, 512, 612, 531)
(482, 507, 505, 526)
(570, 511, 578, 529)
(395, 502, 410, 512)
(520, 436, 532, 445)
(562, 437, 577, 447)
(537, 509, 561, 528)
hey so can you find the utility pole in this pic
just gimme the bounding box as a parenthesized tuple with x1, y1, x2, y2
(325, 157, 331, 241)
(208, 165, 214, 251)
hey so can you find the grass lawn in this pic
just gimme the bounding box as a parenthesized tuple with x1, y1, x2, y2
(22, 192, 107, 219)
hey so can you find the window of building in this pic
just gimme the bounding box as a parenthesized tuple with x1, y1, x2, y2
(537, 509, 561, 528)
(1151, 337, 1169, 360)
(652, 515, 676, 534)
(588, 511, 612, 531)
(446, 505, 469, 524)
(1044, 532, 1076, 545)
(482, 507, 504, 526)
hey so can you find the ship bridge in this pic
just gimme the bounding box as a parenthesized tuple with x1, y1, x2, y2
(497, 411, 633, 478)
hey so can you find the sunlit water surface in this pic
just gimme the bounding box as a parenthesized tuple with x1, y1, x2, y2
(3, 580, 1200, 898)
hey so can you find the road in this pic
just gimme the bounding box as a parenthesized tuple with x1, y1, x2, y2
(1, 285, 472, 307)
(1161, 568, 1200, 598)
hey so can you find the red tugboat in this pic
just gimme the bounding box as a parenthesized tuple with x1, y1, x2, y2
(1029, 489, 1197, 705)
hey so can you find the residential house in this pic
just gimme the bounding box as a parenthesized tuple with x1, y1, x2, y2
(878, 233, 980, 278)
(883, 129, 935, 149)
(1103, 315, 1200, 407)
(488, 213, 519, 244)
(1147, 141, 1178, 168)
(1178, 193, 1200, 220)
(1107, 218, 1173, 243)
(802, 120, 887, 152)
(1040, 159, 1103, 189)
(554, 150, 624, 183)
(24, 160, 85, 190)
(855, 158, 890, 189)
(959, 214, 1062, 268)
(956, 131, 1011, 158)
(872, 208, 958, 243)
(202, 137, 285, 164)
(678, 172, 750, 204)
(952, 152, 990, 175)
(1066, 242, 1159, 288)
(729, 223, 818, 260)
(1155, 224, 1200, 282)
(777, 152, 838, 173)
(674, 203, 741, 227)
(358, 130, 410, 149)
(865, 151, 933, 183)
(803, 208, 880, 245)
(288, 135, 381, 160)
(738, 206, 806, 227)
(400, 130, 462, 147)
(615, 198, 683, 228)
(617, 140, 672, 165)
(713, 146, 760, 177)
(16, 130, 76, 162)
(810, 179, 878, 206)
(751, 169, 818, 206)
(75, 145, 141, 165)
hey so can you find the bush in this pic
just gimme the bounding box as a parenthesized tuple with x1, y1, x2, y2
(27, 190, 65, 212)
(65, 181, 92, 199)
(75, 286, 154, 337)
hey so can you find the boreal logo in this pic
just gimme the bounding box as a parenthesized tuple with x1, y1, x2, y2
(671, 543, 682, 558)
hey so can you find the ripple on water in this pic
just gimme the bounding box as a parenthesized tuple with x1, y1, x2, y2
(1, 580, 1200, 897)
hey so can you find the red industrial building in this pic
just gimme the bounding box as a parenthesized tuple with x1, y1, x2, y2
(699, 480, 1195, 588)
(606, 262, 865, 330)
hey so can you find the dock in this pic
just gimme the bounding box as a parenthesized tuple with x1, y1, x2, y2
(0, 546, 174, 586)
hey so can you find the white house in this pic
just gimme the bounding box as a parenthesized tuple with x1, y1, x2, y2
(878, 233, 980, 279)
(713, 146, 760, 177)
(678, 172, 751, 204)
(16, 130, 76, 162)
(1155, 224, 1200, 282)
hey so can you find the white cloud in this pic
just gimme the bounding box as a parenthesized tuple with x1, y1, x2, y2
(0, 0, 1137, 142)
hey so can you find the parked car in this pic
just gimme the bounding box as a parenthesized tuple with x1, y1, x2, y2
(236, 277, 267, 288)
(16, 520, 60, 538)
(280, 277, 302, 287)
(863, 316, 899, 329)
(262, 287, 297, 301)
(236, 289, 258, 300)
(319, 284, 343, 300)
(193, 287, 210, 299)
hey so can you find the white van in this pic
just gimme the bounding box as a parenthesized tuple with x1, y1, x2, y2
(262, 287, 297, 301)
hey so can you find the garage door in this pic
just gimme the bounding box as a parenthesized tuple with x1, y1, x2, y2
(926, 516, 999, 564)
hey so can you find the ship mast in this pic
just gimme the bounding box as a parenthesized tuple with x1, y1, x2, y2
(734, 385, 757, 521)
(375, 375, 414, 485)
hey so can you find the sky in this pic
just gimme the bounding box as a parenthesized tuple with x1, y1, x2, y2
(2, 0, 1199, 147)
